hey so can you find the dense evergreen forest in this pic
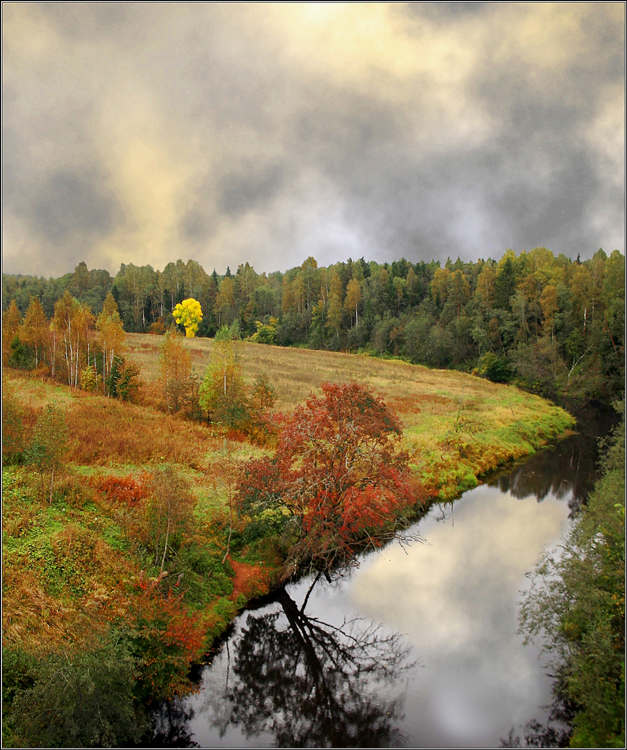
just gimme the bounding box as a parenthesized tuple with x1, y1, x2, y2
(3, 247, 624, 406)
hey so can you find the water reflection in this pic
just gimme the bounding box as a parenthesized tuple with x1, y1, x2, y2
(183, 585, 414, 747)
(142, 701, 200, 748)
(167, 487, 571, 748)
(488, 438, 591, 511)
(487, 405, 616, 511)
(348, 486, 571, 746)
(501, 710, 573, 747)
(153, 409, 615, 747)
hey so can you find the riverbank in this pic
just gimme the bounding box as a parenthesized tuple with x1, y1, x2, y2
(2, 351, 575, 746)
(150, 402, 621, 749)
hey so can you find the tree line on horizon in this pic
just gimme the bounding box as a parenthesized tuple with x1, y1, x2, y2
(3, 247, 624, 404)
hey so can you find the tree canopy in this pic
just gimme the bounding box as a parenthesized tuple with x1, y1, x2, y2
(173, 298, 203, 337)
(3, 248, 624, 405)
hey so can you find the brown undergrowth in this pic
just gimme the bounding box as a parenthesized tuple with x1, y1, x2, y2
(228, 559, 273, 602)
(65, 397, 221, 467)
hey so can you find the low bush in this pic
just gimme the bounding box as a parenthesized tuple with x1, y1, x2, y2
(96, 474, 150, 506)
(5, 638, 148, 748)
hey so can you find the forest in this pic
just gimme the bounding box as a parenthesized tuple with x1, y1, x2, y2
(3, 246, 624, 407)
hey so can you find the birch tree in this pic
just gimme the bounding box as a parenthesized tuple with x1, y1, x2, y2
(344, 277, 362, 327)
(21, 296, 50, 369)
(159, 329, 193, 413)
(199, 334, 249, 428)
(147, 467, 194, 574)
(25, 404, 68, 504)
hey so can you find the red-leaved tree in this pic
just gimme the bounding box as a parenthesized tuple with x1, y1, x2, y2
(237, 382, 423, 580)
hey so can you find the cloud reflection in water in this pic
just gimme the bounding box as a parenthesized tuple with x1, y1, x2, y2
(350, 485, 570, 746)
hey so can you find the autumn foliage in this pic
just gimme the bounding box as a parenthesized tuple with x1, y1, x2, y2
(96, 475, 150, 507)
(158, 329, 196, 414)
(237, 382, 423, 578)
(126, 571, 206, 700)
(172, 298, 203, 337)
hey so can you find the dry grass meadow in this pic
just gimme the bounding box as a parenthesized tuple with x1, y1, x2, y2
(126, 333, 576, 498)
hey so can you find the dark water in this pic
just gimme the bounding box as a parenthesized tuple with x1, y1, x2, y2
(150, 408, 616, 748)
(486, 402, 616, 514)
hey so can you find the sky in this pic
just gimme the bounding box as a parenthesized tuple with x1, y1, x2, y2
(2, 2, 625, 278)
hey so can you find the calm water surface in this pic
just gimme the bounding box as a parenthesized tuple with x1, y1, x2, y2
(151, 413, 613, 748)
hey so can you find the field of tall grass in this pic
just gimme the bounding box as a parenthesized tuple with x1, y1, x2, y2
(128, 332, 576, 497)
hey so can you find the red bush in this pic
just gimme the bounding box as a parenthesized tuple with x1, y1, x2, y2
(237, 382, 425, 577)
(96, 474, 150, 506)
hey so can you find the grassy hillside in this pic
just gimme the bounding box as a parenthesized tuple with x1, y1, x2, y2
(2, 337, 575, 743)
(129, 332, 576, 497)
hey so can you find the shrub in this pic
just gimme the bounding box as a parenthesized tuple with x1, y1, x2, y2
(124, 575, 206, 700)
(180, 544, 235, 599)
(6, 639, 148, 748)
(96, 474, 150, 506)
(2, 388, 36, 464)
(476, 351, 512, 383)
(80, 364, 102, 392)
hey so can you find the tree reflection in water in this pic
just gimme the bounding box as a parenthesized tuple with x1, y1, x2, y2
(488, 438, 590, 512)
(199, 577, 415, 747)
(141, 699, 199, 748)
(487, 404, 617, 513)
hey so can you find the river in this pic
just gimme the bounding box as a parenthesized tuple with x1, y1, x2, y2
(147, 406, 615, 748)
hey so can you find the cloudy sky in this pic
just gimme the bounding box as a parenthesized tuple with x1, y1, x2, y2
(2, 2, 624, 278)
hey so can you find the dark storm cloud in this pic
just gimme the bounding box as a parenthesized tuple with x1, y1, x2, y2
(275, 4, 623, 262)
(2, 99, 125, 270)
(405, 1, 490, 20)
(179, 208, 213, 244)
(2, 2, 624, 277)
(471, 64, 615, 255)
(217, 162, 288, 218)
(37, 1, 132, 39)
(31, 170, 122, 246)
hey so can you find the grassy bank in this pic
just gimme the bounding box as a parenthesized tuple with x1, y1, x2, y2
(129, 332, 576, 499)
(2, 337, 574, 742)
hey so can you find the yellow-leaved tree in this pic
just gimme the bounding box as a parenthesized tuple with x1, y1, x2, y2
(173, 298, 203, 337)
(199, 331, 248, 428)
(96, 292, 126, 395)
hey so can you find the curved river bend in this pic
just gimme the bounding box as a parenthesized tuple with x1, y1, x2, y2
(149, 409, 612, 748)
